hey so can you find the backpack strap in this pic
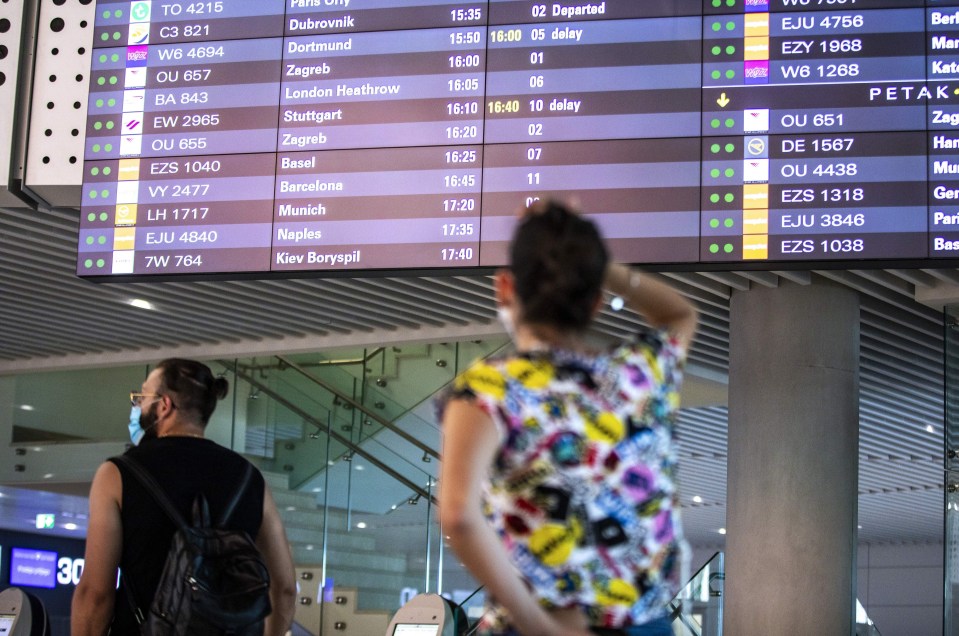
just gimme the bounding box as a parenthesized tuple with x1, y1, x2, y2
(111, 454, 189, 532)
(217, 462, 254, 527)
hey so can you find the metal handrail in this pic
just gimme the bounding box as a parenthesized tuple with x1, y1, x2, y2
(276, 354, 440, 460)
(218, 359, 436, 504)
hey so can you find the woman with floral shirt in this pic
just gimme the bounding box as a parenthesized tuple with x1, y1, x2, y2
(438, 201, 697, 636)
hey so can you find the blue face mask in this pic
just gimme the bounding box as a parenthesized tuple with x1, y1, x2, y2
(128, 406, 144, 445)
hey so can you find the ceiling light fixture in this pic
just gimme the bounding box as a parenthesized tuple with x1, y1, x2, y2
(128, 298, 155, 311)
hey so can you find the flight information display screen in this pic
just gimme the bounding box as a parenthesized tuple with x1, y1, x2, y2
(77, 0, 959, 278)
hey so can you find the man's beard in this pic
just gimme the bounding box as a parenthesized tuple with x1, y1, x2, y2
(139, 403, 159, 441)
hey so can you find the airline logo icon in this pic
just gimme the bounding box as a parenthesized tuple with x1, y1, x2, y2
(744, 15, 770, 37)
(116, 181, 140, 204)
(128, 23, 150, 46)
(127, 46, 149, 67)
(121, 113, 143, 134)
(124, 68, 147, 89)
(112, 251, 136, 275)
(743, 159, 769, 183)
(744, 37, 770, 61)
(130, 2, 152, 23)
(742, 235, 768, 260)
(114, 227, 136, 251)
(118, 159, 141, 181)
(743, 184, 769, 209)
(116, 204, 138, 226)
(743, 209, 769, 235)
(123, 89, 145, 113)
(743, 108, 770, 133)
(745, 136, 768, 158)
(120, 135, 143, 157)
(744, 0, 770, 12)
(744, 61, 769, 84)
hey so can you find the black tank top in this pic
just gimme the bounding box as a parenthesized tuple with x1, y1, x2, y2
(108, 437, 265, 633)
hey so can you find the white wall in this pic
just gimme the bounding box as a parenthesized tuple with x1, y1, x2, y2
(858, 542, 942, 636)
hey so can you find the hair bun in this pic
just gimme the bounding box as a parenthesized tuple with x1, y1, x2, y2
(212, 376, 230, 401)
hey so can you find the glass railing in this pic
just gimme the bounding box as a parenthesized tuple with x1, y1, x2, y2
(668, 552, 881, 635)
(212, 339, 508, 622)
(240, 340, 508, 492)
(669, 552, 724, 636)
(855, 599, 881, 635)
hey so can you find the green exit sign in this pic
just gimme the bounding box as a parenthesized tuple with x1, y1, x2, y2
(35, 514, 55, 529)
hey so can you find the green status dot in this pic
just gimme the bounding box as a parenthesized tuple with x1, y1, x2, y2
(108, 99, 117, 106)
(98, 54, 107, 63)
(725, 193, 735, 203)
(98, 236, 107, 245)
(724, 243, 734, 253)
(710, 144, 721, 153)
(725, 219, 735, 228)
(88, 191, 98, 200)
(97, 77, 106, 86)
(100, 189, 109, 198)
(710, 169, 720, 178)
(101, 33, 109, 42)
(84, 259, 94, 268)
(726, 22, 736, 31)
(90, 167, 100, 176)
(111, 53, 120, 62)
(95, 99, 104, 108)
(86, 236, 95, 245)
(109, 76, 118, 85)
(725, 144, 735, 153)
(712, 0, 721, 6)
(725, 118, 735, 128)
(106, 122, 115, 130)
(711, 23, 721, 32)
(710, 194, 720, 203)
(726, 70, 736, 79)
(87, 213, 96, 222)
(726, 0, 736, 6)
(725, 45, 736, 55)
(114, 9, 123, 18)
(709, 244, 720, 254)
(711, 46, 721, 56)
(96, 259, 106, 268)
(94, 122, 103, 132)
(104, 144, 113, 152)
(112, 32, 122, 41)
(102, 10, 111, 19)
(100, 212, 109, 221)
(724, 168, 735, 177)
(711, 70, 721, 80)
(92, 144, 101, 152)
(710, 219, 720, 229)
(710, 119, 721, 129)
(103, 167, 112, 176)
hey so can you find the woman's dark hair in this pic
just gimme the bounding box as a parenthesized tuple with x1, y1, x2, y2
(509, 201, 608, 332)
(155, 358, 229, 425)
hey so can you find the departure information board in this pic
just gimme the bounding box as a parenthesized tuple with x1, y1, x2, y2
(77, 0, 959, 278)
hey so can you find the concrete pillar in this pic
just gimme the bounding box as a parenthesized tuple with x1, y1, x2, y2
(725, 280, 859, 635)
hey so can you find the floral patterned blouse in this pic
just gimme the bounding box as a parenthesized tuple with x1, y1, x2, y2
(440, 330, 689, 632)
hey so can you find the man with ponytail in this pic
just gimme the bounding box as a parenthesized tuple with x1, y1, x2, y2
(72, 359, 296, 636)
(439, 202, 698, 636)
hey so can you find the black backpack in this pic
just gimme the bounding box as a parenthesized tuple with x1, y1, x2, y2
(112, 455, 272, 636)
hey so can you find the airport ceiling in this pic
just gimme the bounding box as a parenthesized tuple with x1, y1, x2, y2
(0, 204, 952, 546)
